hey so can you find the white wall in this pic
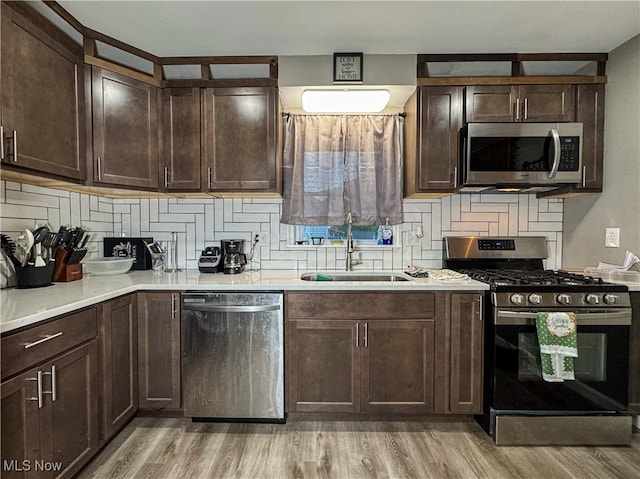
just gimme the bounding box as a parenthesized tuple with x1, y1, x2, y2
(562, 34, 640, 269)
(1, 180, 564, 272)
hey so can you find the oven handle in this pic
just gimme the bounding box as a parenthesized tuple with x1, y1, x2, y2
(495, 309, 632, 326)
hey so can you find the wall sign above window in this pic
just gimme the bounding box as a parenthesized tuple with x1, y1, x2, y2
(333, 53, 363, 82)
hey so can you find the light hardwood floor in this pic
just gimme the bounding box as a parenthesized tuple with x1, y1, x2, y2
(78, 418, 640, 479)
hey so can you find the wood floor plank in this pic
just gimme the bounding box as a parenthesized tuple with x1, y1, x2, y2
(77, 418, 640, 479)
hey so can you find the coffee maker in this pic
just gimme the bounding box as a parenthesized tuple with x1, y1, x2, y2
(221, 239, 246, 274)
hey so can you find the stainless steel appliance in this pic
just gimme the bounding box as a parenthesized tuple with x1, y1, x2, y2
(221, 239, 246, 274)
(444, 236, 632, 446)
(198, 246, 223, 273)
(461, 122, 583, 189)
(181, 292, 284, 422)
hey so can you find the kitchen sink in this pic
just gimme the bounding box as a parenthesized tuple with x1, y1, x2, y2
(300, 272, 411, 282)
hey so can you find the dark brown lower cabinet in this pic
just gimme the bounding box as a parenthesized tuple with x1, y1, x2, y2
(1, 341, 99, 479)
(362, 320, 436, 414)
(99, 294, 138, 441)
(137, 292, 181, 410)
(286, 292, 445, 417)
(448, 294, 483, 414)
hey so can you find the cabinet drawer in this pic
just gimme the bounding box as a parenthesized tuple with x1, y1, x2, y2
(1, 307, 98, 379)
(286, 292, 436, 320)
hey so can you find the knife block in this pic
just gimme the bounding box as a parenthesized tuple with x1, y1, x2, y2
(54, 263, 82, 282)
(52, 249, 83, 282)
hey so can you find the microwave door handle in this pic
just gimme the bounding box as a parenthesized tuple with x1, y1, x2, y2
(548, 128, 561, 179)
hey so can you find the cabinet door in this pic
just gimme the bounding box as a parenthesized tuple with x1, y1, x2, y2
(1, 367, 42, 479)
(449, 294, 483, 414)
(203, 87, 277, 191)
(417, 86, 463, 191)
(47, 341, 99, 479)
(137, 292, 181, 409)
(361, 320, 435, 414)
(287, 320, 360, 413)
(465, 85, 517, 122)
(92, 67, 158, 188)
(575, 84, 604, 190)
(519, 85, 574, 122)
(99, 294, 138, 441)
(0, 3, 85, 180)
(160, 88, 201, 191)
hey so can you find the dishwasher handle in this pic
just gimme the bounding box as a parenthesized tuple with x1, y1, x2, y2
(182, 303, 281, 313)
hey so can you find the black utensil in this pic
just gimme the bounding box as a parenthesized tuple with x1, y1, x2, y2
(1, 234, 21, 267)
(80, 234, 90, 248)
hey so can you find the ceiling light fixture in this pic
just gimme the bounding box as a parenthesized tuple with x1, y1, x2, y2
(301, 89, 391, 113)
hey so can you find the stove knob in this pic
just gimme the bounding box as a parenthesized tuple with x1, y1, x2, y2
(528, 294, 542, 305)
(510, 293, 525, 305)
(557, 293, 572, 305)
(585, 293, 601, 305)
(603, 294, 619, 305)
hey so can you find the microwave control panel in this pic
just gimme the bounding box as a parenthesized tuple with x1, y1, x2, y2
(558, 136, 580, 171)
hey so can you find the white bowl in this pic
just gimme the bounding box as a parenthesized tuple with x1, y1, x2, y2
(83, 257, 134, 276)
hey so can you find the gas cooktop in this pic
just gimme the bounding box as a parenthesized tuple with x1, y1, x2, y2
(458, 268, 608, 287)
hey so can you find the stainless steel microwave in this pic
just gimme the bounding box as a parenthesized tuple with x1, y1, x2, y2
(462, 122, 583, 187)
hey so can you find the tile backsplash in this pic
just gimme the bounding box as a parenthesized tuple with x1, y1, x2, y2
(1, 180, 564, 272)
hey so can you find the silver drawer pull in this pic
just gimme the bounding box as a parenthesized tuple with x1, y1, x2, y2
(23, 332, 63, 349)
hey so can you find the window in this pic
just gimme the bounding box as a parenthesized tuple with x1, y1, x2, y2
(281, 114, 403, 227)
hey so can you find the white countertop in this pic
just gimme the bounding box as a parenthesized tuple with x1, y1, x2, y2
(0, 269, 488, 334)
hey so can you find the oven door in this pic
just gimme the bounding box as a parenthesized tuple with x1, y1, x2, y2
(492, 309, 631, 412)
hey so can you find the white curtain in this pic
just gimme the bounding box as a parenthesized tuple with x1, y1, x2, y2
(281, 114, 403, 225)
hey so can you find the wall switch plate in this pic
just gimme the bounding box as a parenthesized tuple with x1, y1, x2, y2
(605, 227, 620, 248)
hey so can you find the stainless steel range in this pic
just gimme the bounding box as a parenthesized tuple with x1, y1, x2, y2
(444, 236, 633, 446)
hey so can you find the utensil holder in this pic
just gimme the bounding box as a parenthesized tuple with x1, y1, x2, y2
(15, 263, 54, 288)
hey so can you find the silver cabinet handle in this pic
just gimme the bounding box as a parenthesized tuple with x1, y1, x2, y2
(364, 322, 368, 348)
(548, 129, 561, 179)
(582, 166, 587, 188)
(207, 167, 212, 190)
(23, 332, 63, 349)
(523, 97, 529, 120)
(171, 294, 177, 320)
(26, 371, 44, 408)
(453, 165, 458, 189)
(164, 166, 169, 188)
(42, 365, 56, 402)
(97, 156, 102, 181)
(355, 322, 359, 348)
(0, 126, 4, 161)
(476, 295, 483, 320)
(515, 98, 520, 121)
(7, 130, 18, 162)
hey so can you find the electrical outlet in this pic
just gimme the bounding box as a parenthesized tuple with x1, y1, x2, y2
(605, 227, 620, 248)
(253, 231, 269, 247)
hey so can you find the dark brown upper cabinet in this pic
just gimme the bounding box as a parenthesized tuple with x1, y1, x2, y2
(466, 84, 575, 123)
(405, 86, 464, 195)
(202, 87, 278, 192)
(1, 2, 86, 181)
(91, 67, 159, 189)
(575, 84, 605, 190)
(159, 88, 202, 191)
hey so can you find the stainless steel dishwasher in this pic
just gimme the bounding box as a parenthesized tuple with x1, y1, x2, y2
(181, 292, 284, 422)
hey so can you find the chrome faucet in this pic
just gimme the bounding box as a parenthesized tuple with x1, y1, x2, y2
(345, 213, 363, 271)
